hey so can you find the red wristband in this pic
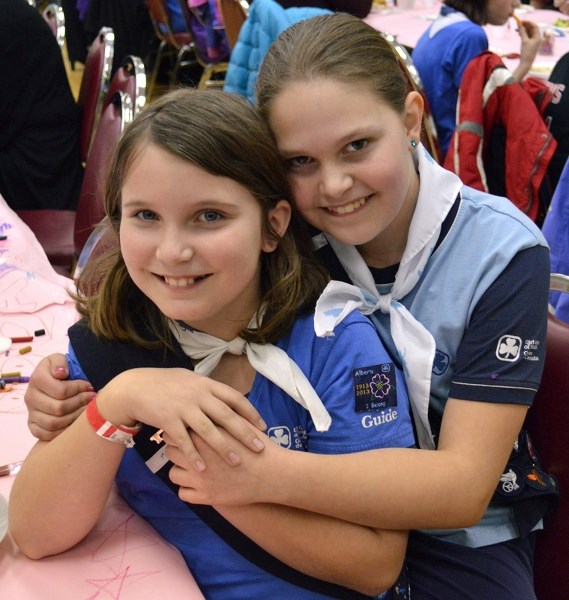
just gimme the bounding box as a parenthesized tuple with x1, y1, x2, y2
(85, 396, 141, 448)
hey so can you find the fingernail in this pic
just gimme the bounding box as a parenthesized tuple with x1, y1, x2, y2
(194, 460, 206, 472)
(258, 417, 267, 430)
(228, 452, 241, 465)
(253, 438, 265, 451)
(55, 367, 67, 375)
(87, 385, 95, 392)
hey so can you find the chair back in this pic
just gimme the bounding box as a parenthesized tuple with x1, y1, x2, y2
(525, 273, 569, 600)
(104, 55, 147, 117)
(147, 0, 191, 49)
(217, 0, 249, 50)
(78, 27, 115, 163)
(42, 3, 66, 48)
(146, 0, 195, 98)
(74, 91, 133, 257)
(379, 33, 442, 163)
(176, 0, 229, 89)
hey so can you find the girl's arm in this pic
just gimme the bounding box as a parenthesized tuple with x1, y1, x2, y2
(9, 394, 126, 558)
(167, 440, 406, 596)
(169, 399, 527, 530)
(24, 359, 267, 467)
(512, 19, 541, 82)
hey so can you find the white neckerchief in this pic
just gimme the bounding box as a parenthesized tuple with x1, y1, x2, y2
(169, 318, 332, 432)
(314, 146, 462, 448)
(430, 9, 469, 38)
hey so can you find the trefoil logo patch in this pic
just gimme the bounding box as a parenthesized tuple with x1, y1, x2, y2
(496, 335, 522, 362)
(268, 426, 291, 448)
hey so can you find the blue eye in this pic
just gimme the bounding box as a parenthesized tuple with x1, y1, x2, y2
(135, 210, 157, 221)
(198, 210, 222, 222)
(346, 139, 368, 152)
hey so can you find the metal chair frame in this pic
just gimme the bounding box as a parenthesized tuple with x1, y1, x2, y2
(42, 2, 66, 48)
(77, 26, 115, 163)
(103, 54, 147, 118)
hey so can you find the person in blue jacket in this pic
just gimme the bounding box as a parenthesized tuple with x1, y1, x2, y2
(10, 88, 413, 599)
(542, 157, 569, 323)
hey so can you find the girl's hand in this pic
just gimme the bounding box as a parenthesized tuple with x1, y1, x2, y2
(517, 19, 541, 68)
(554, 0, 569, 15)
(166, 428, 280, 506)
(98, 368, 267, 471)
(25, 354, 95, 441)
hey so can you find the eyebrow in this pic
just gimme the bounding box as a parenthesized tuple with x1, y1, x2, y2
(278, 128, 374, 158)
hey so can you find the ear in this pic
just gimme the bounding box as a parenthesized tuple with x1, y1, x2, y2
(404, 91, 424, 145)
(262, 199, 292, 252)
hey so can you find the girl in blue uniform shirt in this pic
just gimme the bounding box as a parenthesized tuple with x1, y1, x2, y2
(163, 14, 553, 600)
(412, 0, 541, 156)
(10, 88, 414, 599)
(23, 14, 554, 600)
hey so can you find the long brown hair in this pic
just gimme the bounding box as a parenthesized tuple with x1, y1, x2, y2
(75, 89, 328, 348)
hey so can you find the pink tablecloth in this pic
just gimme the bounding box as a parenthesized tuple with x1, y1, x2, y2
(0, 196, 204, 599)
(365, 3, 569, 76)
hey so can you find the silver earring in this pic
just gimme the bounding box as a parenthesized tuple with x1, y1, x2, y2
(410, 139, 418, 149)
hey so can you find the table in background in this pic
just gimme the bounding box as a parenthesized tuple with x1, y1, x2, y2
(365, 3, 569, 77)
(0, 196, 204, 599)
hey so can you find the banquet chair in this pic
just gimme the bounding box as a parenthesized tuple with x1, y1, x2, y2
(145, 0, 198, 99)
(217, 0, 249, 50)
(177, 0, 230, 89)
(103, 54, 147, 117)
(380, 32, 441, 163)
(78, 26, 115, 163)
(42, 3, 66, 48)
(525, 273, 569, 600)
(17, 91, 133, 275)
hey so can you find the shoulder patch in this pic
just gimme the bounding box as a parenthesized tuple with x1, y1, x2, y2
(353, 363, 398, 413)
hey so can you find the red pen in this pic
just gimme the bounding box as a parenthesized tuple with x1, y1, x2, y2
(10, 336, 33, 343)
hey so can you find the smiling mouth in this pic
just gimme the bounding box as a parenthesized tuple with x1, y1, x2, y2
(326, 197, 368, 215)
(162, 275, 210, 287)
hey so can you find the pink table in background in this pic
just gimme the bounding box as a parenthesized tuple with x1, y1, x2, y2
(365, 2, 569, 77)
(0, 196, 205, 599)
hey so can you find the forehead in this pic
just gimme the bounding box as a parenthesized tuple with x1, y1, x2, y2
(268, 79, 398, 154)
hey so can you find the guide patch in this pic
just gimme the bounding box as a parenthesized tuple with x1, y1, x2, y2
(353, 363, 398, 413)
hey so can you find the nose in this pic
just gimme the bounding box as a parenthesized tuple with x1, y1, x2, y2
(318, 163, 353, 200)
(155, 230, 194, 264)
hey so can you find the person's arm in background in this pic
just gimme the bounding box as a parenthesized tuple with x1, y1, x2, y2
(512, 18, 541, 82)
(553, 0, 569, 14)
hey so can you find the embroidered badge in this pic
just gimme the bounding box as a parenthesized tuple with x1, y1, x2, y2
(496, 335, 522, 362)
(496, 466, 524, 497)
(524, 465, 551, 491)
(267, 426, 292, 448)
(353, 363, 397, 413)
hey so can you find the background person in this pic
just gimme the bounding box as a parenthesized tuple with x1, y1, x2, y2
(0, 0, 83, 211)
(412, 0, 541, 156)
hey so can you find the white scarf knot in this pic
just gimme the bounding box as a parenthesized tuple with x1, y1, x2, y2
(170, 319, 332, 432)
(314, 146, 463, 449)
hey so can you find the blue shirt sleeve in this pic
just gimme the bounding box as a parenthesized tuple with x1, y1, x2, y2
(304, 314, 416, 454)
(66, 343, 89, 381)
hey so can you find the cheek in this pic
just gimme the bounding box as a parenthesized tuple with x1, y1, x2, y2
(289, 178, 314, 215)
